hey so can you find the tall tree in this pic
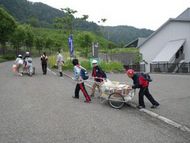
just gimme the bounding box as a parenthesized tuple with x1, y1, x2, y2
(44, 37, 54, 54)
(0, 7, 17, 54)
(54, 7, 77, 34)
(10, 25, 26, 55)
(79, 33, 93, 57)
(24, 24, 34, 52)
(35, 36, 44, 54)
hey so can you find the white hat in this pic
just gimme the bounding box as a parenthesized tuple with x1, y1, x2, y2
(92, 59, 98, 64)
(18, 54, 22, 58)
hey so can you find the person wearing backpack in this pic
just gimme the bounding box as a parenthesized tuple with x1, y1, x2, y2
(90, 59, 107, 97)
(126, 69, 159, 109)
(40, 52, 48, 75)
(72, 59, 91, 103)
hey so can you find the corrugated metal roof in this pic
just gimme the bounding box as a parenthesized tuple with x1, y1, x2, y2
(152, 39, 185, 63)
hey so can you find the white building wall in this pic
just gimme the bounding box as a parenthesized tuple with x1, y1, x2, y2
(140, 21, 190, 72)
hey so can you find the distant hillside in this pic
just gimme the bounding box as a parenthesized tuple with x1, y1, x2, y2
(0, 0, 153, 45)
(0, 0, 65, 27)
(102, 26, 153, 45)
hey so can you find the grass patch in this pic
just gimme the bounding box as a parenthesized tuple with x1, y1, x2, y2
(48, 52, 124, 72)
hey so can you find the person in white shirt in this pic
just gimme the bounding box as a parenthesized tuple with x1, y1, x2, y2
(14, 54, 23, 76)
(72, 58, 91, 103)
(56, 50, 64, 77)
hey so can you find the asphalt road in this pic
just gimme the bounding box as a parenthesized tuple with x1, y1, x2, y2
(105, 73, 190, 128)
(0, 60, 190, 143)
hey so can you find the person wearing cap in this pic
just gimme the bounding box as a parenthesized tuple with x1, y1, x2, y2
(23, 51, 30, 67)
(126, 69, 159, 109)
(14, 54, 23, 76)
(23, 52, 34, 75)
(90, 59, 107, 97)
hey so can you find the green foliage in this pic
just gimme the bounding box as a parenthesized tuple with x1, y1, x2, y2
(48, 53, 124, 72)
(10, 25, 26, 53)
(54, 8, 77, 34)
(0, 6, 17, 41)
(27, 16, 39, 27)
(10, 24, 34, 54)
(102, 26, 153, 44)
(0, 54, 16, 63)
(78, 33, 93, 58)
(0, 0, 65, 28)
(99, 61, 124, 72)
(35, 36, 44, 54)
(32, 28, 69, 52)
(0, 6, 17, 54)
(23, 24, 34, 50)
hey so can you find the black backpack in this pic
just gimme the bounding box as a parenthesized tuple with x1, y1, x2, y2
(98, 67, 107, 78)
(41, 56, 47, 63)
(140, 73, 152, 82)
(80, 67, 89, 80)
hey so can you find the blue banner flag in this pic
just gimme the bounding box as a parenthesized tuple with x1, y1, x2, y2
(68, 35, 74, 57)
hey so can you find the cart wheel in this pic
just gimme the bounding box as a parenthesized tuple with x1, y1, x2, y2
(108, 92, 125, 109)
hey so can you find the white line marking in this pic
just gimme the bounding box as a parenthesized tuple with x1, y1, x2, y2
(140, 108, 190, 133)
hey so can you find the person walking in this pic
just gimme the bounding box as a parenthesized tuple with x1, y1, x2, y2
(14, 54, 23, 76)
(23, 51, 33, 76)
(126, 69, 160, 109)
(72, 59, 91, 103)
(90, 59, 107, 97)
(40, 52, 48, 75)
(56, 50, 64, 77)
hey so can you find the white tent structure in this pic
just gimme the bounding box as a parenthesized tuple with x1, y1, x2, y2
(139, 8, 190, 72)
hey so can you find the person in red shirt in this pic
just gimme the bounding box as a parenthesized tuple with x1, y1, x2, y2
(126, 69, 159, 109)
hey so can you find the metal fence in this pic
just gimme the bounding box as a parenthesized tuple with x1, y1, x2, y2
(99, 53, 138, 65)
(123, 64, 145, 72)
(150, 62, 190, 73)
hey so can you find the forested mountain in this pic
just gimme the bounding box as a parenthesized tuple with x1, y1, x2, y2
(0, 0, 65, 27)
(0, 0, 153, 45)
(102, 26, 153, 45)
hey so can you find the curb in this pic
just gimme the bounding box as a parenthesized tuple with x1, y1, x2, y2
(47, 68, 190, 133)
(140, 108, 190, 132)
(128, 100, 190, 133)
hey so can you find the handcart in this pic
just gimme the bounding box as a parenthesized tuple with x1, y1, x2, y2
(99, 80, 135, 109)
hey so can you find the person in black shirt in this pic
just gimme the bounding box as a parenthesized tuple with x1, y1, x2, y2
(90, 59, 107, 97)
(40, 52, 48, 75)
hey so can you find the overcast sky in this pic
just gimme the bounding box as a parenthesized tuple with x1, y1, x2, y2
(29, 0, 190, 30)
